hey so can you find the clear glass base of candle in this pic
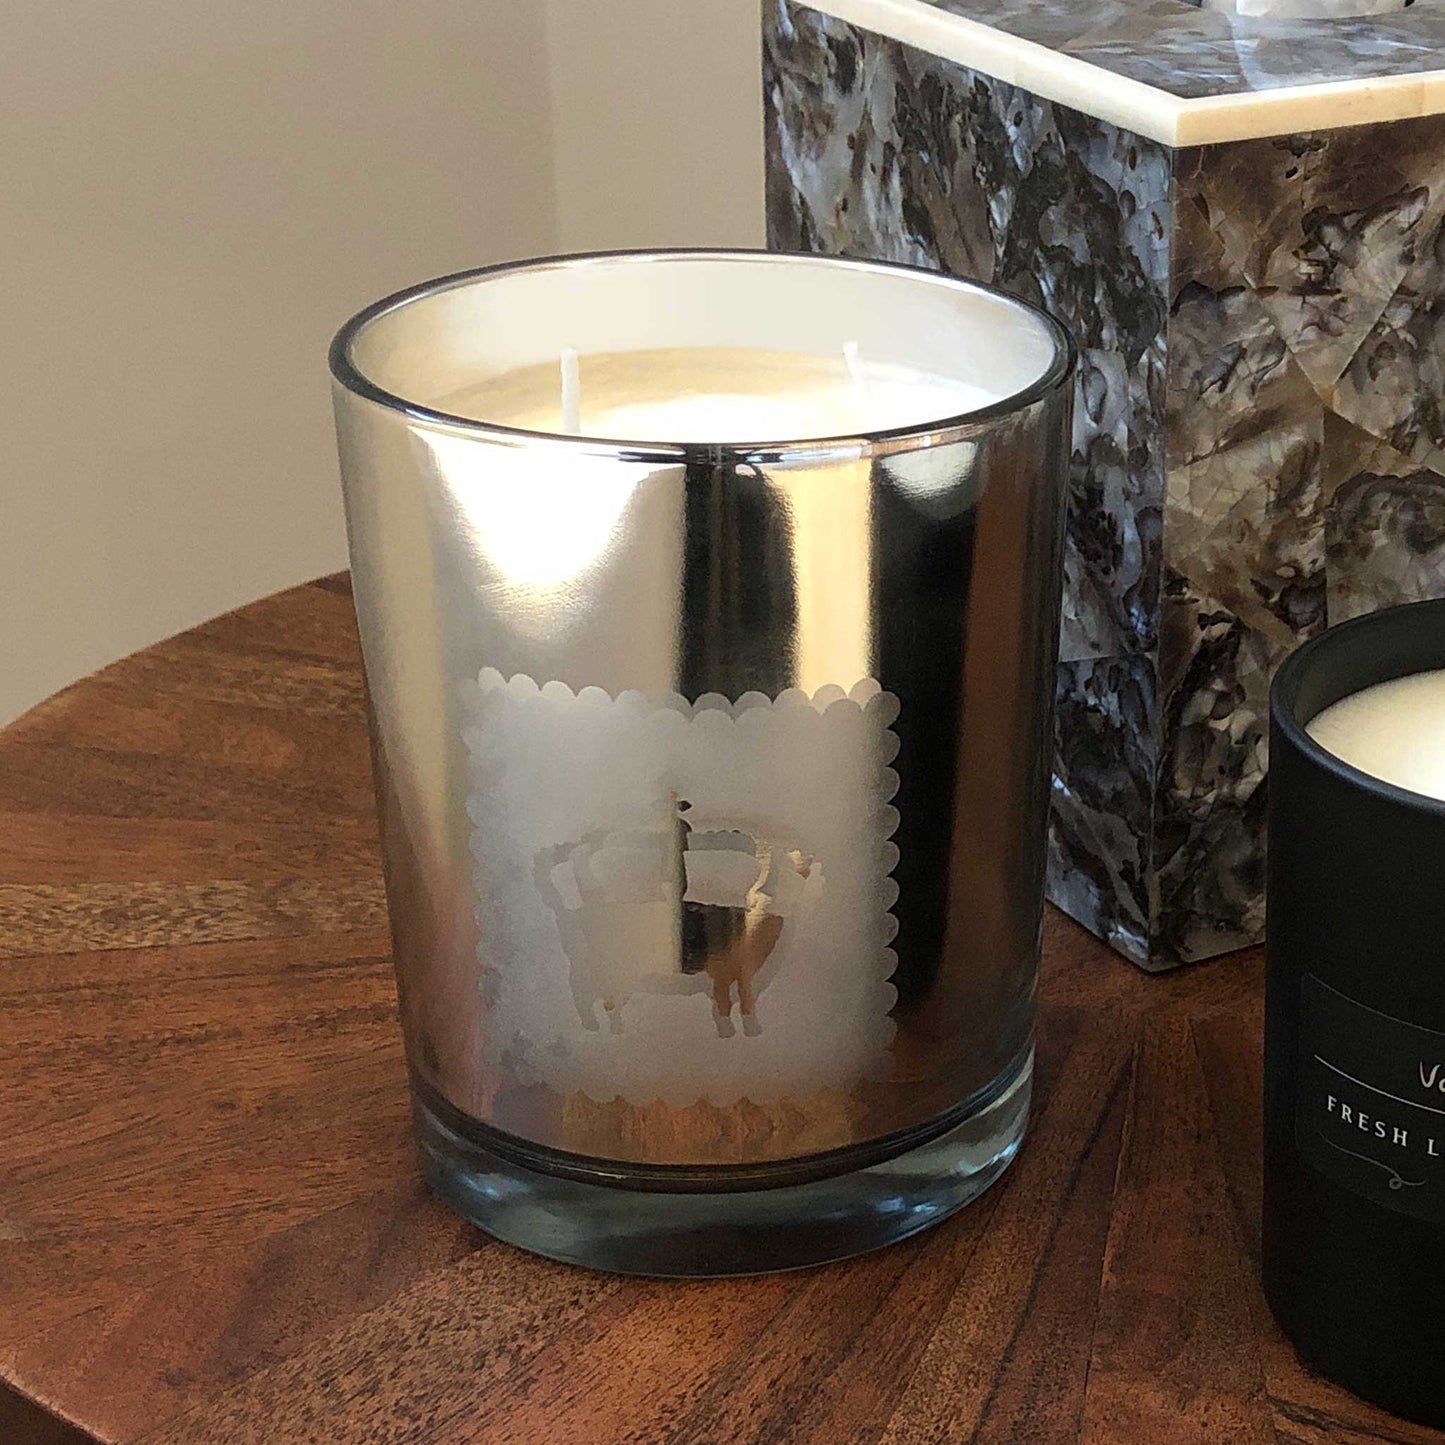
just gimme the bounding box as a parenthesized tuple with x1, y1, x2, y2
(412, 1048, 1031, 1277)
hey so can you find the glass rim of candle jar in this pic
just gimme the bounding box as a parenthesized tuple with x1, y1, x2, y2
(1272, 597, 1445, 820)
(328, 248, 1076, 462)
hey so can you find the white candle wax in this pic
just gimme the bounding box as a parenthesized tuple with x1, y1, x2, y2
(436, 346, 999, 444)
(1307, 670, 1445, 802)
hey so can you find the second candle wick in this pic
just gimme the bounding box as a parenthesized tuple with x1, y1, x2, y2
(561, 347, 581, 434)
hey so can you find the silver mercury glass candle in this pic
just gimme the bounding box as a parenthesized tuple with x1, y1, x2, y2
(329, 250, 1074, 1275)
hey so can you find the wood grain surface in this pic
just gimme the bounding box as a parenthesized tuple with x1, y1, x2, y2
(2, 575, 1441, 1444)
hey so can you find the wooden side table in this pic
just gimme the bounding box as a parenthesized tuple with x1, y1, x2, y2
(1, 576, 1439, 1444)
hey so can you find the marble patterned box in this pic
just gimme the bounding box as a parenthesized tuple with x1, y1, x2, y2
(764, 0, 1445, 968)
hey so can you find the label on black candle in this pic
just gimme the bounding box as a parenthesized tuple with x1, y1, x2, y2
(1298, 975, 1445, 1223)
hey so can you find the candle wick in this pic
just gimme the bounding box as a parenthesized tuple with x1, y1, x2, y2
(843, 340, 869, 395)
(560, 347, 581, 434)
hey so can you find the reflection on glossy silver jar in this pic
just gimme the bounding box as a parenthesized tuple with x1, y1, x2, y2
(330, 251, 1074, 1274)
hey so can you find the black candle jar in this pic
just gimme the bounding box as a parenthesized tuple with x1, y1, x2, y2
(1266, 598, 1445, 1425)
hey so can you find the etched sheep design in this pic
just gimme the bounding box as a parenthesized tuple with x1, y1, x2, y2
(533, 794, 816, 1038)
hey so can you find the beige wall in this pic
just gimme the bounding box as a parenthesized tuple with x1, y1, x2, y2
(2, 0, 556, 724)
(1, 0, 765, 725)
(543, 0, 765, 252)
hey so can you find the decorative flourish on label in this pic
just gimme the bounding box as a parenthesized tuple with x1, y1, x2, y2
(1321, 1134, 1426, 1191)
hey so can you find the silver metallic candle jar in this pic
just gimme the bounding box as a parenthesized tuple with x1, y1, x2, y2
(329, 251, 1074, 1274)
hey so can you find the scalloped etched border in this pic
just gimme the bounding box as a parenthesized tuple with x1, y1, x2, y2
(471, 666, 901, 725)
(462, 669, 904, 1107)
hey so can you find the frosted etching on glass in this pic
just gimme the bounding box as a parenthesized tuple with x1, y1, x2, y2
(463, 669, 903, 1107)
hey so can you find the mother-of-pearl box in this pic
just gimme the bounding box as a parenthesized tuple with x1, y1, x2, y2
(765, 0, 1445, 967)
